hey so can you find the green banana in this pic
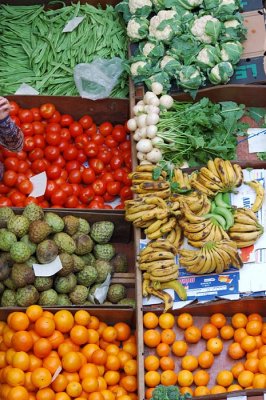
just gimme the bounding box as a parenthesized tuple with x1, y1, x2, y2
(160, 280, 187, 301)
(213, 206, 234, 230)
(222, 192, 231, 206)
(203, 214, 227, 230)
(215, 193, 231, 209)
(211, 202, 216, 213)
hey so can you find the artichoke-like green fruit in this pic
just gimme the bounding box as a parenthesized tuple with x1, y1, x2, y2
(111, 253, 128, 273)
(29, 220, 52, 244)
(63, 215, 79, 236)
(54, 273, 77, 294)
(10, 242, 31, 263)
(0, 230, 17, 251)
(81, 253, 95, 266)
(54, 233, 76, 254)
(0, 207, 15, 228)
(0, 253, 12, 281)
(94, 244, 115, 261)
(94, 260, 113, 283)
(36, 240, 58, 264)
(23, 203, 44, 222)
(78, 218, 90, 234)
(57, 294, 72, 306)
(21, 235, 37, 255)
(11, 263, 35, 288)
(16, 285, 39, 307)
(107, 284, 126, 304)
(34, 277, 53, 292)
(118, 298, 136, 308)
(26, 256, 37, 267)
(1, 289, 17, 306)
(38, 289, 58, 306)
(58, 253, 74, 277)
(0, 282, 5, 294)
(44, 212, 64, 233)
(90, 221, 114, 244)
(72, 255, 85, 273)
(8, 215, 30, 238)
(73, 233, 93, 255)
(76, 266, 97, 287)
(69, 285, 88, 305)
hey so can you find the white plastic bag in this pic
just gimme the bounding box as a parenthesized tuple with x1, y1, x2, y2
(74, 58, 123, 100)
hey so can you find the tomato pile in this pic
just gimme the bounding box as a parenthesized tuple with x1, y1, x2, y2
(0, 102, 132, 209)
(0, 306, 138, 400)
(143, 311, 266, 398)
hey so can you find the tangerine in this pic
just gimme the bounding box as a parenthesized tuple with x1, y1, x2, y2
(216, 370, 233, 387)
(201, 323, 218, 340)
(240, 335, 257, 353)
(181, 355, 198, 372)
(253, 373, 266, 388)
(210, 313, 226, 328)
(231, 362, 245, 378)
(161, 329, 175, 345)
(197, 351, 214, 369)
(184, 326, 201, 344)
(210, 385, 226, 394)
(143, 330, 161, 348)
(158, 313, 175, 329)
(220, 325, 234, 340)
(193, 370, 210, 386)
(228, 342, 245, 360)
(177, 313, 193, 330)
(159, 356, 175, 371)
(232, 313, 248, 329)
(177, 370, 193, 387)
(206, 337, 223, 355)
(238, 370, 254, 388)
(246, 320, 262, 336)
(54, 311, 74, 333)
(144, 371, 160, 388)
(35, 318, 55, 338)
(244, 358, 259, 373)
(31, 368, 52, 389)
(144, 355, 160, 371)
(160, 370, 177, 386)
(143, 313, 158, 329)
(194, 386, 210, 396)
(74, 310, 90, 327)
(156, 343, 170, 357)
(171, 340, 188, 357)
(26, 306, 43, 323)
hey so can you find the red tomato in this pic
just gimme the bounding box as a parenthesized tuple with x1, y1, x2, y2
(21, 122, 34, 136)
(98, 150, 112, 165)
(32, 121, 45, 135)
(92, 179, 106, 196)
(31, 108, 42, 121)
(11, 116, 21, 126)
(112, 125, 126, 142)
(50, 189, 67, 206)
(58, 141, 69, 153)
(79, 187, 95, 204)
(113, 168, 126, 182)
(105, 135, 117, 148)
(85, 123, 97, 136)
(46, 122, 61, 136)
(71, 184, 80, 197)
(46, 165, 62, 180)
(120, 186, 132, 201)
(16, 151, 27, 160)
(33, 135, 46, 149)
(44, 146, 60, 161)
(101, 173, 114, 184)
(54, 155, 66, 169)
(4, 157, 19, 171)
(40, 103, 56, 119)
(75, 134, 89, 149)
(69, 122, 83, 138)
(79, 115, 93, 129)
(103, 192, 115, 203)
(18, 179, 33, 195)
(66, 160, 80, 173)
(45, 181, 58, 199)
(65, 195, 79, 208)
(77, 151, 87, 164)
(16, 173, 28, 185)
(0, 197, 12, 206)
(25, 197, 40, 206)
(123, 151, 132, 168)
(119, 140, 131, 152)
(99, 122, 113, 136)
(68, 169, 81, 184)
(63, 146, 78, 161)
(28, 148, 44, 162)
(17, 161, 30, 174)
(61, 114, 74, 127)
(49, 111, 61, 123)
(90, 159, 104, 174)
(82, 168, 96, 184)
(88, 200, 103, 209)
(32, 159, 48, 174)
(60, 128, 71, 141)
(9, 191, 26, 206)
(110, 155, 123, 170)
(107, 181, 121, 196)
(61, 183, 73, 197)
(39, 200, 49, 208)
(3, 171, 17, 187)
(123, 173, 132, 186)
(115, 203, 125, 209)
(9, 101, 20, 116)
(2, 149, 17, 158)
(0, 183, 10, 194)
(18, 109, 33, 123)
(84, 143, 98, 158)
(91, 134, 105, 145)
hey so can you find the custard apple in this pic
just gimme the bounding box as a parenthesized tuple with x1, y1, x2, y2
(8, 215, 30, 238)
(90, 221, 114, 243)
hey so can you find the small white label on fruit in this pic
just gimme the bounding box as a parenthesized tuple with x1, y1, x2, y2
(15, 83, 39, 95)
(33, 256, 63, 277)
(30, 172, 47, 198)
(62, 16, 85, 32)
(51, 366, 62, 382)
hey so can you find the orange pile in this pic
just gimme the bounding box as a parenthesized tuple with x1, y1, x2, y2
(143, 311, 266, 398)
(0, 306, 138, 400)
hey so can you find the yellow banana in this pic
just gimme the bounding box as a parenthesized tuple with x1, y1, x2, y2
(174, 168, 185, 188)
(149, 239, 177, 254)
(160, 280, 187, 300)
(181, 220, 212, 233)
(140, 181, 170, 191)
(148, 271, 179, 282)
(212, 248, 225, 273)
(217, 243, 243, 269)
(129, 172, 162, 180)
(141, 209, 168, 221)
(146, 229, 164, 240)
(214, 158, 229, 186)
(233, 210, 259, 226)
(145, 218, 168, 235)
(146, 260, 176, 273)
(146, 286, 173, 313)
(200, 166, 223, 185)
(229, 223, 261, 233)
(207, 159, 221, 179)
(140, 251, 176, 263)
(197, 249, 216, 274)
(185, 226, 214, 242)
(179, 253, 202, 268)
(135, 165, 155, 172)
(150, 265, 178, 277)
(138, 189, 171, 199)
(216, 225, 230, 240)
(127, 204, 156, 214)
(198, 173, 223, 191)
(186, 249, 208, 274)
(245, 180, 265, 212)
(183, 173, 191, 190)
(142, 278, 150, 297)
(144, 196, 168, 209)
(160, 218, 177, 234)
(233, 163, 244, 187)
(166, 228, 176, 244)
(229, 230, 263, 242)
(191, 177, 217, 197)
(125, 210, 151, 222)
(214, 246, 231, 269)
(134, 218, 157, 228)
(181, 203, 207, 223)
(196, 197, 212, 216)
(224, 160, 236, 187)
(172, 225, 183, 249)
(238, 208, 258, 222)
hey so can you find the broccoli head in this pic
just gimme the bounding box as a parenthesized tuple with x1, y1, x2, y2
(151, 385, 191, 400)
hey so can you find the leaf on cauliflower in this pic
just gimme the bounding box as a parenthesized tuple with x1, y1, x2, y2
(145, 71, 171, 93)
(208, 61, 233, 85)
(205, 18, 221, 43)
(220, 41, 243, 65)
(115, 0, 132, 23)
(173, 0, 203, 9)
(171, 34, 200, 65)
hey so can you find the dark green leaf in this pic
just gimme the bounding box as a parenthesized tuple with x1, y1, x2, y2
(257, 152, 266, 161)
(152, 166, 162, 180)
(246, 107, 266, 123)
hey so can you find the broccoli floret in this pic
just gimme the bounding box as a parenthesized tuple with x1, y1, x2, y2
(151, 385, 184, 400)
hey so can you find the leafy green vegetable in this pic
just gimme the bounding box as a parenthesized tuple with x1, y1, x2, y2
(171, 34, 200, 65)
(151, 384, 192, 400)
(257, 152, 266, 161)
(246, 108, 266, 123)
(152, 166, 163, 180)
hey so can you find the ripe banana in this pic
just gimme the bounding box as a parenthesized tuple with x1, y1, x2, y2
(197, 173, 222, 192)
(181, 203, 206, 223)
(199, 166, 223, 185)
(146, 286, 173, 313)
(172, 224, 183, 249)
(229, 223, 262, 233)
(191, 175, 217, 197)
(181, 220, 212, 233)
(166, 228, 176, 244)
(233, 209, 259, 225)
(150, 265, 178, 277)
(142, 279, 150, 297)
(244, 180, 265, 212)
(147, 271, 179, 282)
(214, 158, 229, 187)
(224, 160, 236, 187)
(207, 159, 221, 179)
(144, 218, 168, 236)
(160, 217, 177, 234)
(233, 163, 243, 187)
(140, 251, 175, 263)
(148, 239, 178, 254)
(145, 260, 176, 272)
(144, 196, 168, 209)
(160, 280, 187, 301)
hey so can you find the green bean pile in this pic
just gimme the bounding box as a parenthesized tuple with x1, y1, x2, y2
(0, 3, 128, 97)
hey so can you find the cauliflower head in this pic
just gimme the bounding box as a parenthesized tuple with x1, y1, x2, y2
(196, 45, 221, 69)
(178, 65, 205, 92)
(160, 55, 182, 77)
(208, 61, 234, 84)
(128, 0, 152, 17)
(149, 10, 181, 43)
(191, 15, 221, 43)
(139, 40, 165, 59)
(220, 41, 243, 65)
(127, 17, 149, 41)
(130, 61, 149, 76)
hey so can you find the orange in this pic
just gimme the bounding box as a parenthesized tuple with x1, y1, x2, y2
(177, 313, 193, 330)
(206, 337, 223, 355)
(88, 316, 100, 330)
(122, 342, 137, 358)
(58, 343, 78, 359)
(42, 311, 54, 319)
(9, 313, 29, 332)
(179, 387, 193, 396)
(51, 374, 68, 393)
(232, 313, 248, 329)
(42, 356, 61, 375)
(228, 342, 245, 360)
(54, 311, 74, 333)
(227, 384, 243, 392)
(82, 344, 99, 362)
(258, 345, 266, 359)
(12, 352, 30, 371)
(255, 335, 263, 348)
(35, 318, 55, 338)
(81, 376, 99, 393)
(161, 329, 175, 345)
(171, 341, 188, 357)
(262, 329, 266, 344)
(198, 351, 214, 369)
(26, 306, 43, 322)
(181, 355, 198, 372)
(220, 325, 234, 340)
(216, 370, 233, 387)
(184, 326, 201, 344)
(7, 386, 29, 400)
(6, 368, 25, 387)
(253, 373, 266, 388)
(144, 355, 159, 371)
(238, 370, 254, 387)
(48, 331, 64, 350)
(31, 368, 52, 389)
(231, 362, 245, 378)
(12, 331, 33, 352)
(101, 390, 116, 400)
(0, 350, 7, 368)
(234, 328, 248, 343)
(88, 393, 104, 400)
(104, 371, 120, 386)
(70, 326, 88, 346)
(143, 330, 160, 348)
(91, 349, 107, 366)
(258, 356, 266, 374)
(210, 385, 227, 394)
(62, 352, 82, 373)
(246, 320, 262, 336)
(194, 386, 210, 396)
(156, 343, 170, 357)
(5, 348, 16, 365)
(105, 344, 119, 356)
(248, 313, 263, 322)
(74, 310, 90, 327)
(120, 376, 137, 393)
(66, 382, 82, 397)
(34, 338, 52, 359)
(97, 365, 105, 377)
(240, 335, 257, 353)
(247, 349, 259, 359)
(143, 313, 158, 329)
(29, 355, 42, 372)
(145, 388, 154, 400)
(36, 388, 55, 400)
(160, 370, 177, 386)
(210, 313, 226, 328)
(113, 323, 131, 342)
(3, 328, 14, 348)
(30, 330, 41, 344)
(117, 351, 132, 368)
(158, 313, 175, 329)
(54, 393, 71, 400)
(201, 323, 218, 340)
(193, 370, 210, 386)
(124, 359, 137, 376)
(244, 358, 259, 373)
(105, 354, 121, 371)
(159, 356, 175, 371)
(102, 327, 117, 343)
(145, 371, 160, 388)
(177, 370, 193, 387)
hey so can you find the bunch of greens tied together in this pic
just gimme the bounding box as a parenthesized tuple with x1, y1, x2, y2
(0, 3, 128, 97)
(155, 97, 247, 166)
(116, 0, 247, 96)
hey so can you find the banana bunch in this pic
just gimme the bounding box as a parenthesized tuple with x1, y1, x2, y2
(229, 208, 264, 248)
(138, 239, 187, 312)
(129, 165, 170, 199)
(171, 192, 211, 216)
(244, 180, 265, 212)
(172, 168, 191, 192)
(179, 239, 243, 275)
(166, 223, 183, 249)
(191, 159, 243, 197)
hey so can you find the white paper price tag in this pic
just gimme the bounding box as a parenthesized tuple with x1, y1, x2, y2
(227, 396, 247, 400)
(30, 172, 47, 198)
(62, 16, 85, 32)
(33, 256, 62, 277)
